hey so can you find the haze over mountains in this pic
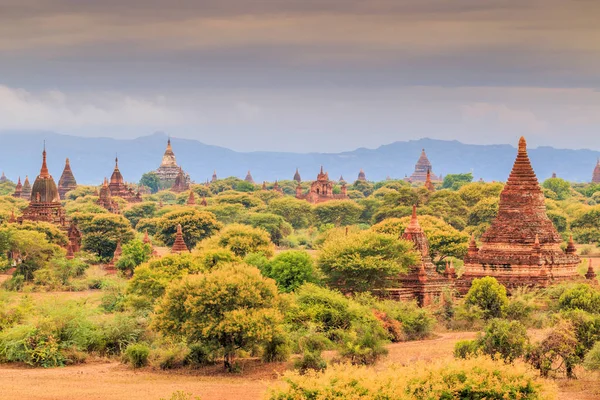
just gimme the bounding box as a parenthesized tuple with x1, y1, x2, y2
(2, 131, 598, 185)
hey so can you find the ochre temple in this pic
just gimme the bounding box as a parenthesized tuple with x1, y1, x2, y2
(593, 159, 600, 183)
(171, 224, 189, 253)
(406, 149, 440, 182)
(108, 157, 142, 203)
(424, 169, 435, 192)
(357, 169, 366, 182)
(156, 138, 190, 188)
(245, 171, 255, 184)
(12, 177, 22, 198)
(458, 137, 582, 293)
(97, 178, 120, 213)
(388, 205, 454, 306)
(58, 158, 77, 199)
(293, 168, 301, 183)
(18, 147, 67, 227)
(296, 167, 348, 204)
(171, 167, 190, 193)
(21, 176, 32, 200)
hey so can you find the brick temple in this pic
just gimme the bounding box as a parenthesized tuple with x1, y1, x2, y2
(58, 158, 77, 199)
(458, 137, 582, 293)
(156, 138, 190, 189)
(593, 159, 600, 183)
(406, 149, 440, 183)
(108, 157, 142, 203)
(296, 167, 348, 204)
(171, 167, 190, 193)
(388, 205, 454, 306)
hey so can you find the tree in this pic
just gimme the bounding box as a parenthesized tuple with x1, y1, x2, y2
(0, 228, 62, 281)
(442, 173, 473, 190)
(351, 180, 374, 197)
(203, 224, 274, 258)
(571, 207, 600, 244)
(477, 319, 529, 363)
(467, 198, 499, 226)
(245, 213, 292, 245)
(139, 172, 161, 194)
(65, 186, 99, 201)
(267, 197, 313, 229)
(80, 213, 136, 259)
(457, 182, 504, 207)
(155, 209, 222, 249)
(313, 200, 363, 227)
(267, 250, 319, 292)
(115, 239, 153, 275)
(318, 230, 417, 293)
(464, 277, 508, 320)
(371, 215, 469, 263)
(123, 202, 157, 228)
(526, 319, 580, 378)
(212, 192, 263, 209)
(542, 178, 572, 200)
(152, 263, 282, 371)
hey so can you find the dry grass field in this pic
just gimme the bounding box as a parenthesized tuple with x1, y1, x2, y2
(1, 328, 599, 400)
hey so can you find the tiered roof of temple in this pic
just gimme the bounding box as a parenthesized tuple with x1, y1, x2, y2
(296, 166, 348, 204)
(593, 159, 600, 183)
(293, 168, 301, 183)
(458, 137, 582, 293)
(245, 171, 255, 184)
(18, 146, 67, 227)
(357, 169, 366, 181)
(12, 177, 22, 198)
(58, 158, 77, 199)
(156, 139, 190, 189)
(171, 224, 189, 253)
(97, 178, 119, 213)
(387, 205, 454, 306)
(187, 190, 196, 205)
(171, 167, 190, 193)
(109, 157, 141, 203)
(406, 149, 440, 182)
(21, 176, 31, 200)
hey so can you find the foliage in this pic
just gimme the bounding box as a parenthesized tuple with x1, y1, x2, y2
(245, 213, 292, 245)
(558, 284, 600, 314)
(583, 341, 600, 371)
(202, 223, 274, 258)
(526, 319, 580, 378)
(139, 172, 161, 194)
(115, 239, 153, 275)
(124, 343, 150, 368)
(312, 200, 363, 227)
(79, 213, 136, 259)
(152, 263, 282, 371)
(442, 173, 474, 190)
(267, 197, 314, 229)
(318, 230, 417, 293)
(265, 250, 319, 293)
(464, 277, 508, 320)
(123, 202, 157, 228)
(155, 209, 222, 249)
(267, 358, 556, 400)
(476, 319, 529, 363)
(542, 178, 572, 200)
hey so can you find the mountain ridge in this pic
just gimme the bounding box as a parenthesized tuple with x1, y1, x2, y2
(1, 131, 598, 185)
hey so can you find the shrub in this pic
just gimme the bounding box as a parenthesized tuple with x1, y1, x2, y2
(338, 322, 388, 365)
(526, 319, 580, 378)
(464, 277, 508, 320)
(477, 319, 529, 363)
(268, 358, 557, 399)
(584, 341, 600, 371)
(294, 351, 327, 374)
(124, 343, 150, 368)
(262, 333, 292, 363)
(267, 250, 319, 293)
(558, 284, 600, 314)
(159, 391, 201, 400)
(149, 343, 188, 370)
(454, 340, 479, 359)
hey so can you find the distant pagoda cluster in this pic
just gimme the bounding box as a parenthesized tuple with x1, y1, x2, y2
(405, 149, 441, 183)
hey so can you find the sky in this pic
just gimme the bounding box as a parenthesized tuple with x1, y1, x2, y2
(1, 0, 599, 152)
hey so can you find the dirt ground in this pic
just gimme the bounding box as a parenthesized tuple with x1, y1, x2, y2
(2, 331, 599, 400)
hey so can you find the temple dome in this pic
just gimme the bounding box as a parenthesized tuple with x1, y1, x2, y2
(31, 148, 60, 203)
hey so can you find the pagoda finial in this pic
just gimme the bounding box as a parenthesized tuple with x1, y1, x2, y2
(407, 204, 421, 230)
(40, 143, 50, 177)
(518, 136, 527, 153)
(115, 154, 119, 168)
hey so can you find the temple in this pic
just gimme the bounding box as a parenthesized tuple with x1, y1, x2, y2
(424, 169, 435, 192)
(171, 167, 189, 193)
(245, 171, 255, 184)
(387, 205, 454, 306)
(211, 170, 218, 183)
(18, 146, 67, 227)
(593, 159, 600, 183)
(406, 149, 440, 182)
(293, 168, 301, 183)
(58, 158, 77, 199)
(21, 176, 32, 200)
(296, 167, 349, 204)
(171, 224, 189, 253)
(187, 190, 196, 205)
(108, 157, 142, 203)
(97, 178, 119, 213)
(0, 172, 7, 183)
(156, 138, 190, 188)
(12, 177, 22, 198)
(458, 137, 581, 293)
(357, 169, 366, 182)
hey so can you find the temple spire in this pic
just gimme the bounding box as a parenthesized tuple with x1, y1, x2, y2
(40, 143, 50, 178)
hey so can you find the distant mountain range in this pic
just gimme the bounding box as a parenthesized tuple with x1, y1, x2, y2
(0, 131, 598, 185)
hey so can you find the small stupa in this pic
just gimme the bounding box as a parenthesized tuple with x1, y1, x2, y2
(171, 224, 189, 253)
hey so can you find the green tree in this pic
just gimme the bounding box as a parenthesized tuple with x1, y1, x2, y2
(153, 263, 282, 371)
(464, 277, 508, 320)
(442, 173, 473, 190)
(467, 198, 499, 226)
(245, 213, 293, 245)
(313, 200, 363, 227)
(477, 319, 529, 363)
(318, 230, 417, 293)
(116, 239, 153, 275)
(267, 250, 319, 293)
(80, 214, 135, 259)
(267, 197, 313, 229)
(203, 224, 274, 258)
(123, 202, 157, 228)
(155, 209, 222, 249)
(140, 172, 161, 194)
(542, 178, 572, 200)
(0, 228, 62, 281)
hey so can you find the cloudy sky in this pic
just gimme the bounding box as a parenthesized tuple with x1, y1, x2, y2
(1, 0, 599, 152)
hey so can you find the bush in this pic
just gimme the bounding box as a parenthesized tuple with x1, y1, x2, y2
(124, 343, 150, 368)
(267, 250, 319, 293)
(584, 341, 600, 371)
(268, 358, 557, 399)
(262, 333, 292, 363)
(558, 284, 600, 314)
(149, 343, 188, 370)
(526, 319, 580, 378)
(464, 277, 508, 320)
(294, 351, 327, 374)
(159, 391, 201, 400)
(477, 319, 529, 363)
(454, 340, 480, 359)
(338, 322, 388, 365)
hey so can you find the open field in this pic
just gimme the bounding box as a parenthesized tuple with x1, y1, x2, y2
(1, 329, 599, 400)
